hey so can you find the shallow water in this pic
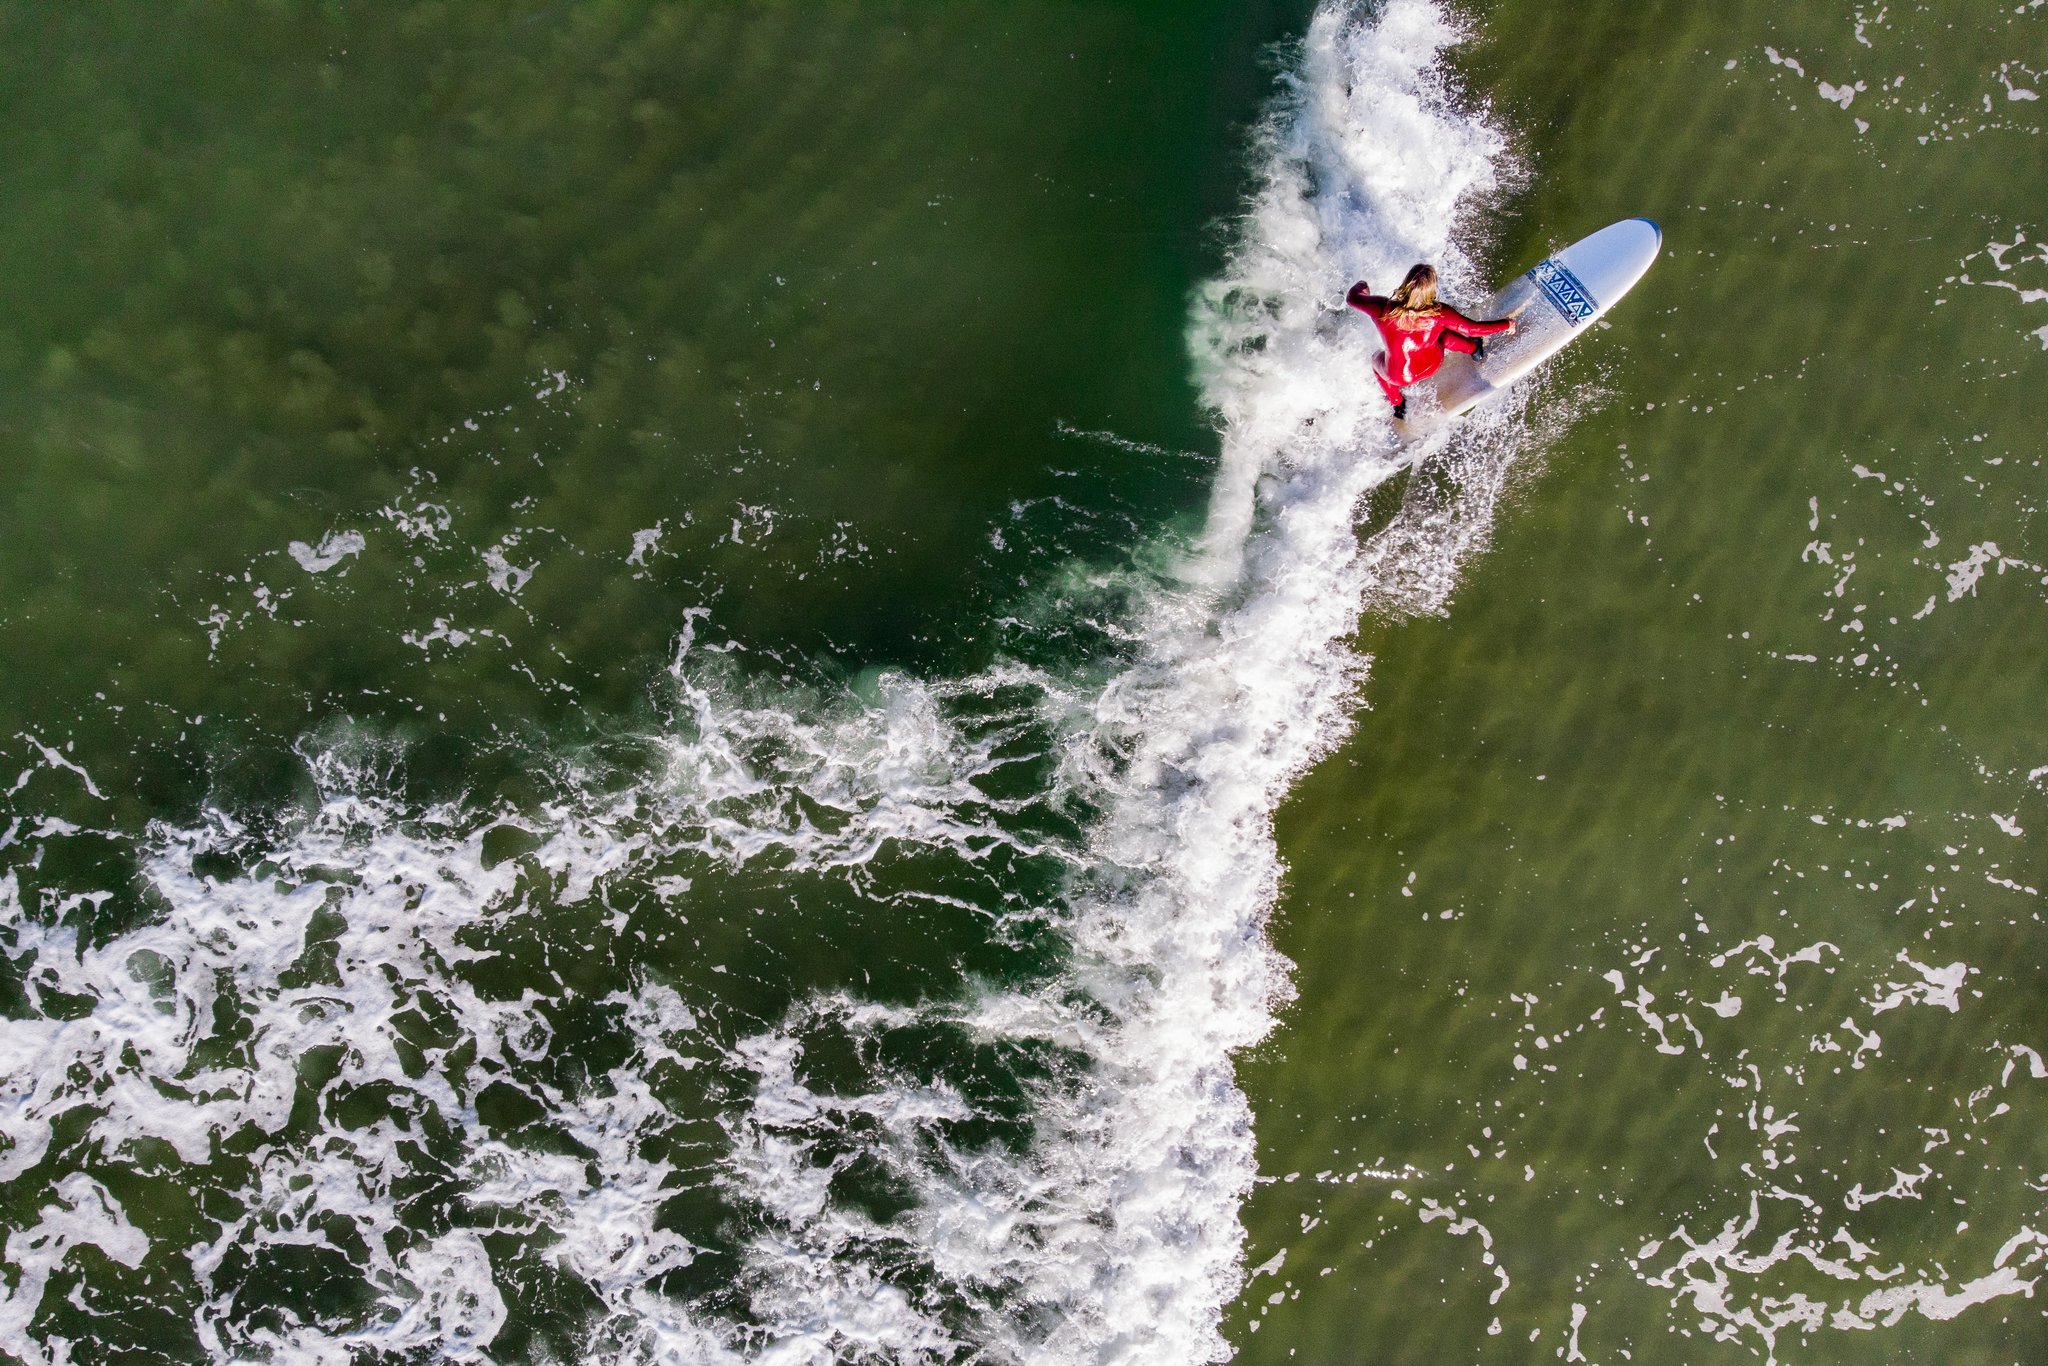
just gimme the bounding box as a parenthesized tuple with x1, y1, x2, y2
(1, 1, 2043, 1362)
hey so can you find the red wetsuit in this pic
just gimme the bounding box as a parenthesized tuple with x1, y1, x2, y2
(1347, 281, 1515, 409)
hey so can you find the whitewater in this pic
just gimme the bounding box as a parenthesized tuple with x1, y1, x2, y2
(0, 3, 1563, 1361)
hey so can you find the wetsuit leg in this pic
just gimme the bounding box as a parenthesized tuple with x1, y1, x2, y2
(1442, 331, 1481, 355)
(1371, 354, 1405, 409)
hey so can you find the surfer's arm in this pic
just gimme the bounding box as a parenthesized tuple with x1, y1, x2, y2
(1345, 282, 1387, 318)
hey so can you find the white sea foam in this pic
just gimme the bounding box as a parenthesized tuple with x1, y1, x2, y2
(0, 1175, 147, 1347)
(629, 522, 667, 566)
(1645, 1194, 2048, 1362)
(484, 539, 539, 596)
(289, 529, 367, 574)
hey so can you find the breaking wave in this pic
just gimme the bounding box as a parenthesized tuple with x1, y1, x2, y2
(0, 3, 1561, 1361)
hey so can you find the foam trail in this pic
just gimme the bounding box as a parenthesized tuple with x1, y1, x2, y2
(952, 3, 1522, 1356)
(712, 2, 1529, 1359)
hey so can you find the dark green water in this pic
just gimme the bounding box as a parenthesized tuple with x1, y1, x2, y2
(0, 0, 2042, 1363)
(3, 0, 1302, 821)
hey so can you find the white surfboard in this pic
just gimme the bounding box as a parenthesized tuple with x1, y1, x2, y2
(1425, 217, 1663, 418)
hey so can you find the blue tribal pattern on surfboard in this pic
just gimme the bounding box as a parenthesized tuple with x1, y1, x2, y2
(1532, 257, 1599, 326)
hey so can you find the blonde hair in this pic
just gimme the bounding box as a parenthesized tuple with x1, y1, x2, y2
(1385, 263, 1440, 318)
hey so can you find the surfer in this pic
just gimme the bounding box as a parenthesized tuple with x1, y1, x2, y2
(1347, 265, 1516, 419)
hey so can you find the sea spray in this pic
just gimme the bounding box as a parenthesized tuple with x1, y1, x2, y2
(988, 6, 1527, 1356)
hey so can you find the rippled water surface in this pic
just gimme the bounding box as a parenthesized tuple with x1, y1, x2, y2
(1232, 1, 2048, 1362)
(1, 1, 2042, 1362)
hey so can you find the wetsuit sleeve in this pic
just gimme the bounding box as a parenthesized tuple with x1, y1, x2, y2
(1435, 304, 1514, 336)
(1346, 282, 1387, 318)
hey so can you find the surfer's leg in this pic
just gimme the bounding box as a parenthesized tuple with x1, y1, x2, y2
(1443, 330, 1487, 360)
(1371, 354, 1405, 410)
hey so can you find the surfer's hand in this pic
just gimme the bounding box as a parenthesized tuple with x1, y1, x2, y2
(1504, 319, 1517, 334)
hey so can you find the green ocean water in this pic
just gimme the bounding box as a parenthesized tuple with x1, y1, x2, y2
(1, 0, 2043, 1362)
(1233, 1, 2048, 1362)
